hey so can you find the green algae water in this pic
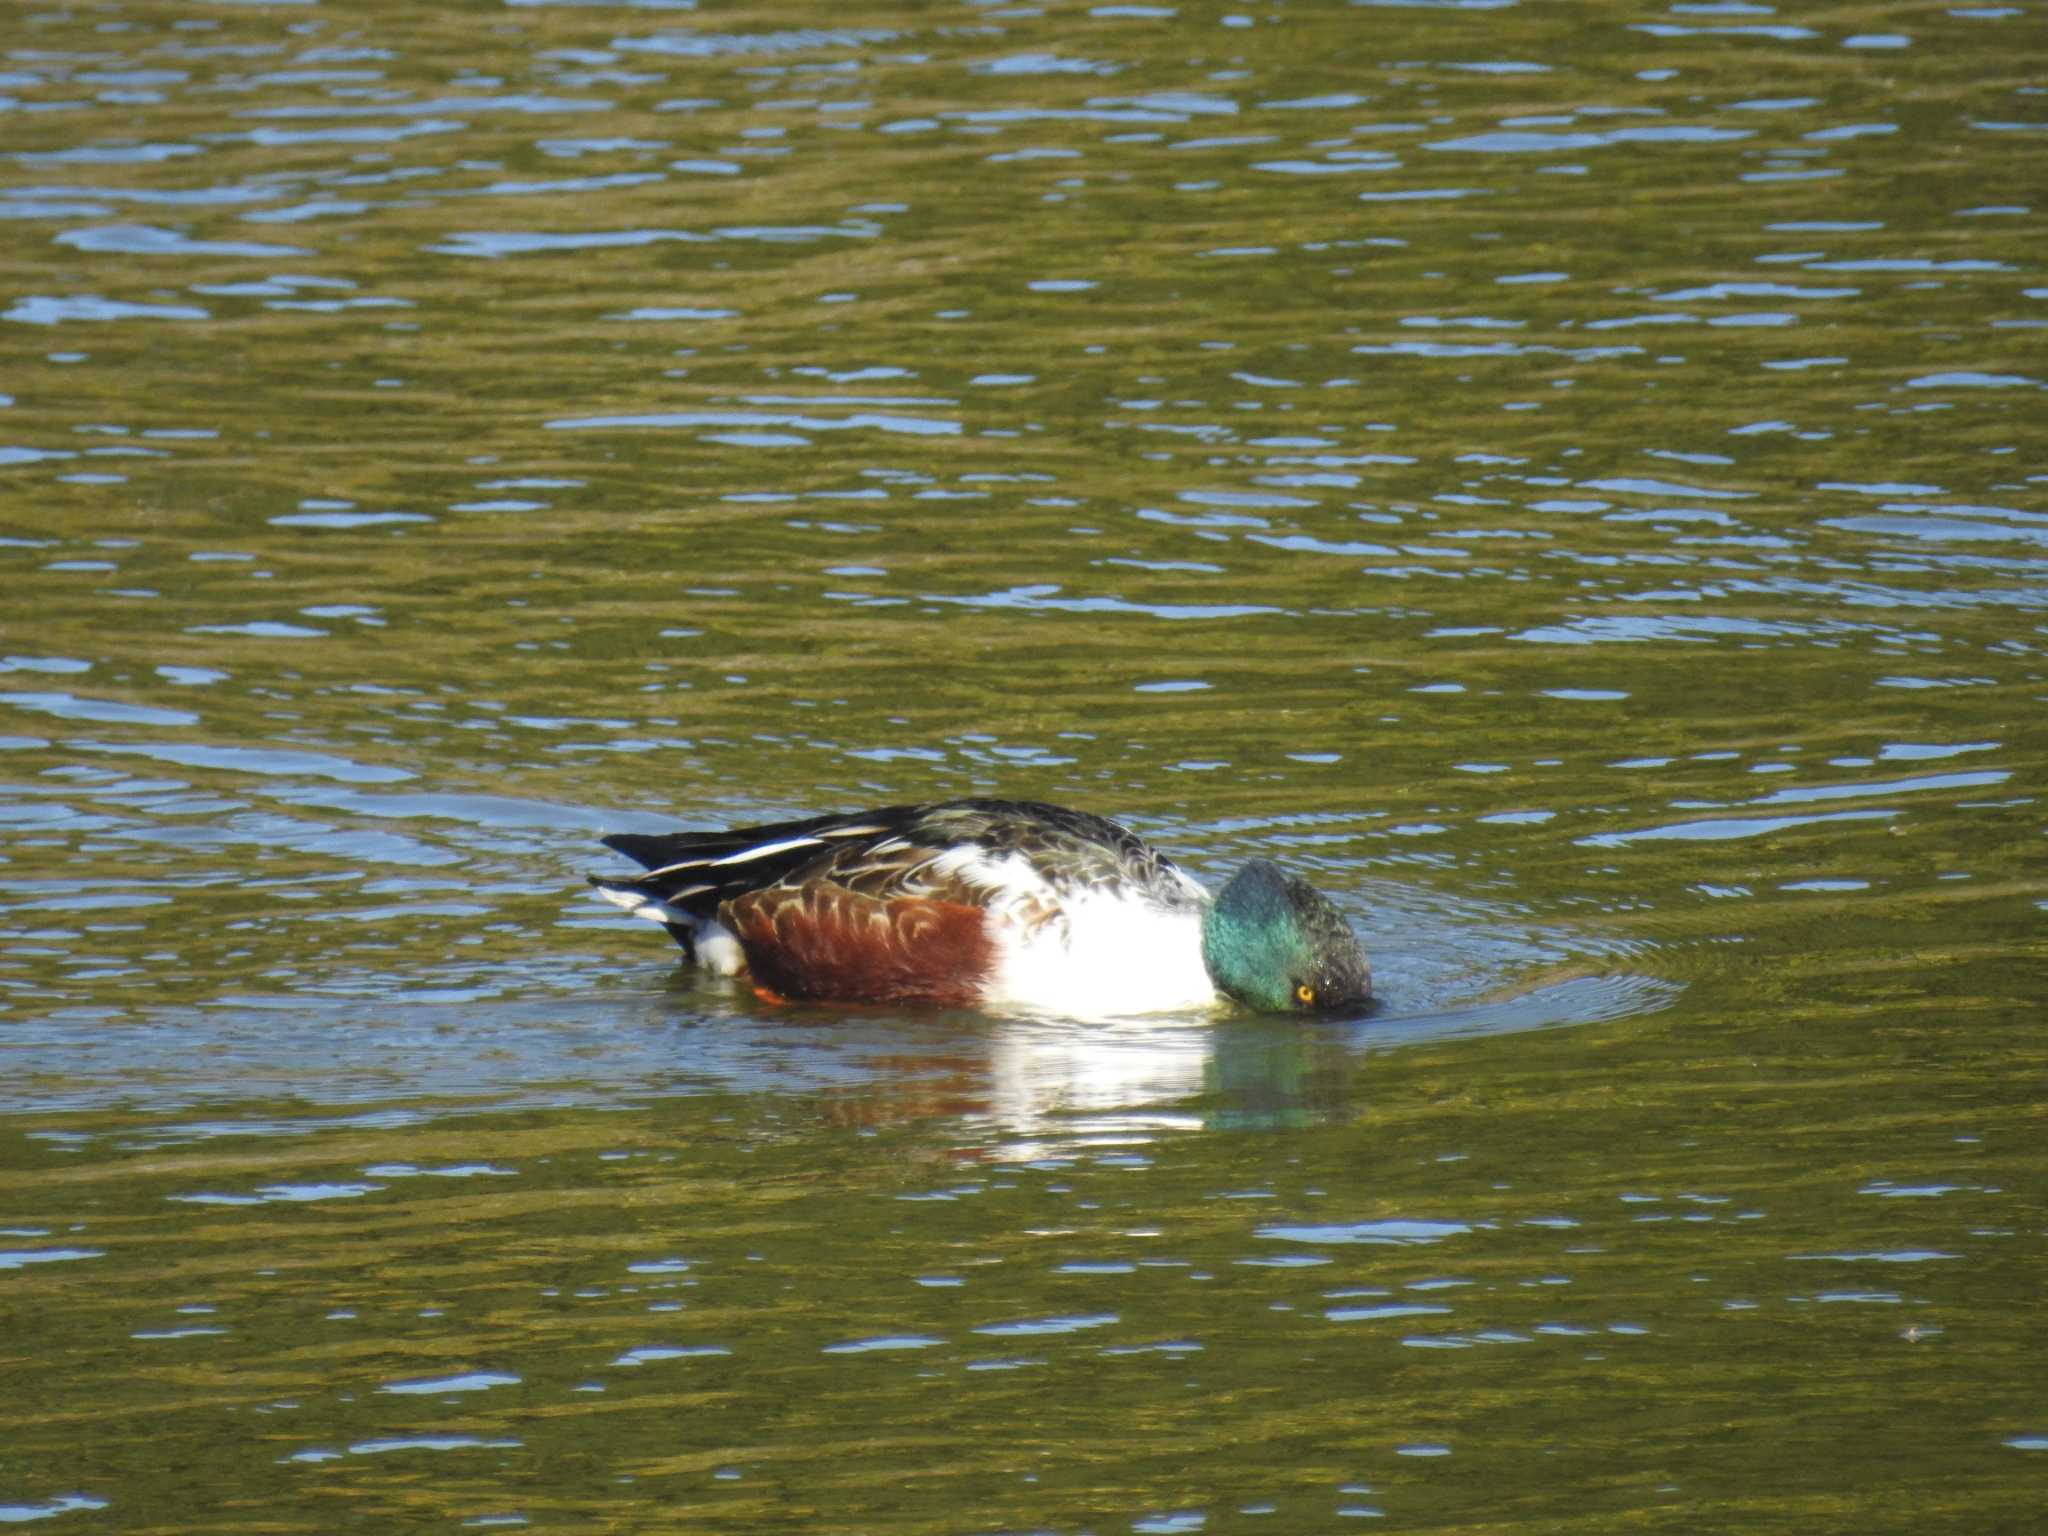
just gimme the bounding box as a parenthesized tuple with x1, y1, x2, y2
(3, 0, 2045, 1529)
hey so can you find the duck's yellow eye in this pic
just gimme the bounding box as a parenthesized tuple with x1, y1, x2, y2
(1295, 982, 1315, 1006)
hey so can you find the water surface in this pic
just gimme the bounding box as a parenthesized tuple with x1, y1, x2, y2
(3, 1, 2045, 1530)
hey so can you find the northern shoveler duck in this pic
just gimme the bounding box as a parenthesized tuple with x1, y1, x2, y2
(590, 798, 1371, 1016)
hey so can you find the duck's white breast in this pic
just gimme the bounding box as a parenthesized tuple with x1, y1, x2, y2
(981, 881, 1220, 1018)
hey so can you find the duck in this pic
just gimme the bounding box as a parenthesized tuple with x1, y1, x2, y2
(590, 798, 1371, 1017)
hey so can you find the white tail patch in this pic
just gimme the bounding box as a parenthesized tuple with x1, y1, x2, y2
(593, 883, 746, 975)
(693, 921, 746, 975)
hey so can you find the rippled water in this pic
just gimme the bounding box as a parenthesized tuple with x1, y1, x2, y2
(4, 1, 2045, 1530)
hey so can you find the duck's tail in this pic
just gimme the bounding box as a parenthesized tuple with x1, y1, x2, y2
(588, 874, 747, 971)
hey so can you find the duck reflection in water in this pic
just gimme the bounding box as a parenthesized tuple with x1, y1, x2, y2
(621, 962, 1670, 1153)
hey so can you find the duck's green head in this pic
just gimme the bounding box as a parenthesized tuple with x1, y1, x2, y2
(1201, 859, 1373, 1014)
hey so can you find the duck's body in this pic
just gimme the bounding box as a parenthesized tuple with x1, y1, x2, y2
(591, 799, 1371, 1018)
